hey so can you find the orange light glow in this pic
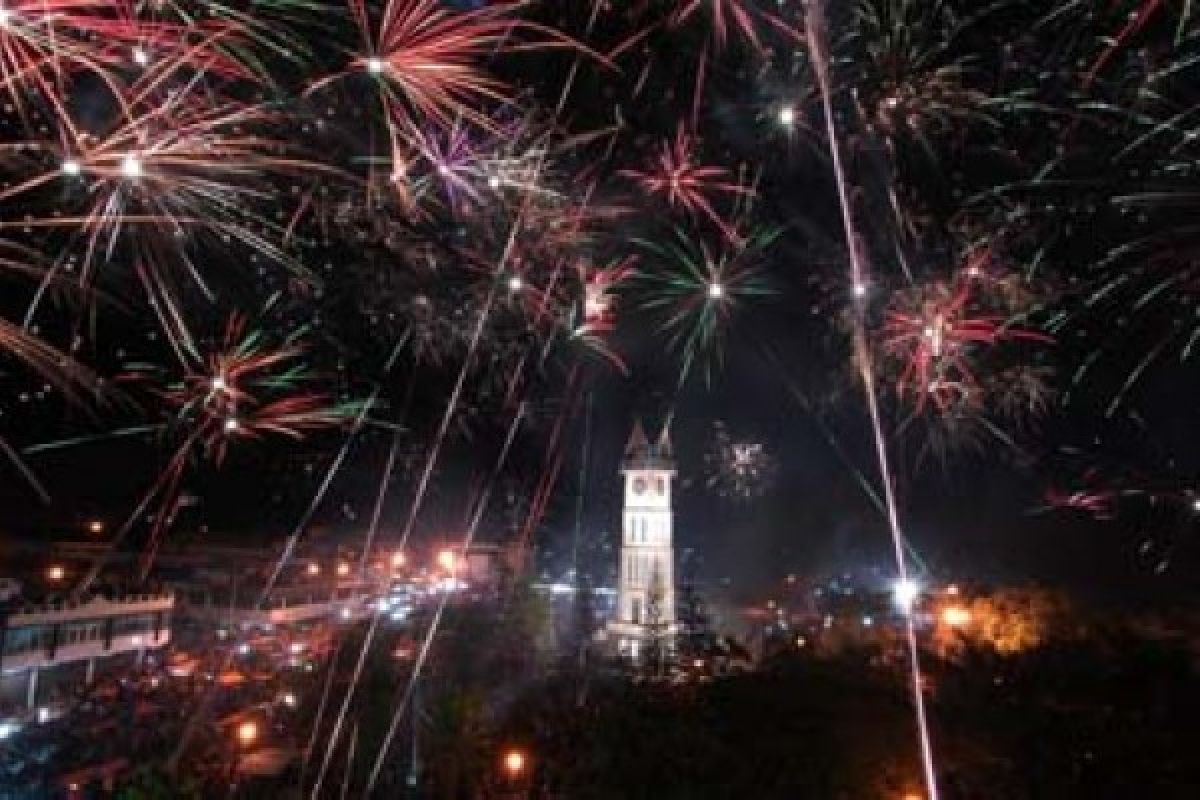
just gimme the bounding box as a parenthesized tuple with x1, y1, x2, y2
(502, 749, 526, 777)
(236, 720, 258, 746)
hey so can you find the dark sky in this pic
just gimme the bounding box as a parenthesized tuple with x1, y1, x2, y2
(1, 1, 1199, 609)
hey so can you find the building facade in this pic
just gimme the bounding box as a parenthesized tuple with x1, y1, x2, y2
(608, 421, 678, 660)
(0, 592, 174, 710)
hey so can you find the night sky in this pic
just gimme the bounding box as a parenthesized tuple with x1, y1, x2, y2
(1, 1, 1198, 608)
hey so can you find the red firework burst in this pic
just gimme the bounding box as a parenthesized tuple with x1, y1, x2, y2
(160, 314, 354, 466)
(621, 127, 753, 242)
(670, 0, 764, 50)
(882, 277, 1050, 414)
(312, 0, 531, 133)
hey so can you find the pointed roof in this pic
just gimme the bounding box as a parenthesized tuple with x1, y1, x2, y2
(656, 425, 672, 460)
(625, 418, 650, 458)
(623, 418, 675, 470)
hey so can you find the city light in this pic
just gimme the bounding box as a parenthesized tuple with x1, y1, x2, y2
(46, 565, 65, 582)
(282, 692, 297, 708)
(36, 707, 49, 724)
(336, 562, 350, 577)
(437, 548, 457, 572)
(778, 105, 796, 127)
(391, 551, 407, 568)
(61, 159, 81, 177)
(87, 519, 104, 534)
(0, 721, 19, 740)
(507, 274, 523, 292)
(892, 578, 920, 614)
(306, 563, 320, 576)
(236, 720, 258, 746)
(120, 153, 142, 179)
(502, 748, 527, 778)
(941, 606, 971, 628)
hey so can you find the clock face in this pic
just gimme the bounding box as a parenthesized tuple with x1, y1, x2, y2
(633, 477, 647, 495)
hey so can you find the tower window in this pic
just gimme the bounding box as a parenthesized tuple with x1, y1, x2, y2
(631, 597, 642, 624)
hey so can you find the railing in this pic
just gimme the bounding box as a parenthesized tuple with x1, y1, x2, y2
(5, 593, 174, 625)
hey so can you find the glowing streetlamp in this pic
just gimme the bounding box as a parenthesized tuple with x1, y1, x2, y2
(236, 720, 258, 747)
(778, 105, 796, 128)
(46, 565, 65, 582)
(502, 748, 527, 779)
(437, 548, 457, 573)
(306, 562, 320, 576)
(391, 551, 407, 569)
(336, 562, 350, 577)
(87, 519, 104, 535)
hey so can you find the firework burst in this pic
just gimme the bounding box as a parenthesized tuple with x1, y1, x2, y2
(704, 420, 777, 500)
(621, 127, 754, 243)
(633, 226, 776, 381)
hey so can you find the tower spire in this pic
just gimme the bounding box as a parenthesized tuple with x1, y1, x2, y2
(625, 418, 649, 458)
(656, 424, 672, 460)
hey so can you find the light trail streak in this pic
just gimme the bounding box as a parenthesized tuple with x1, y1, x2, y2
(806, 2, 939, 797)
(167, 339, 407, 775)
(365, 399, 527, 793)
(312, 151, 555, 793)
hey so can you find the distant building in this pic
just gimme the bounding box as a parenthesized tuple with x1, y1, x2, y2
(607, 420, 679, 660)
(0, 592, 173, 710)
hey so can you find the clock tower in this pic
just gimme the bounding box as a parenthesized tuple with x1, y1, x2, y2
(609, 420, 678, 660)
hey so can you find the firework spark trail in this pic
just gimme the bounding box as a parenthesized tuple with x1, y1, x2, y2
(365, 400, 527, 793)
(167, 339, 406, 774)
(311, 149, 557, 791)
(70, 430, 199, 599)
(570, 389, 594, 581)
(311, 289, 538, 795)
(805, 2, 939, 797)
(299, 635, 345, 788)
(308, 417, 411, 794)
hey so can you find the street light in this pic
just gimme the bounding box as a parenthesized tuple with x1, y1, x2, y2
(236, 720, 258, 747)
(391, 551, 407, 569)
(336, 562, 350, 577)
(87, 519, 104, 535)
(306, 562, 320, 576)
(46, 565, 65, 582)
(437, 548, 457, 573)
(502, 748, 526, 779)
